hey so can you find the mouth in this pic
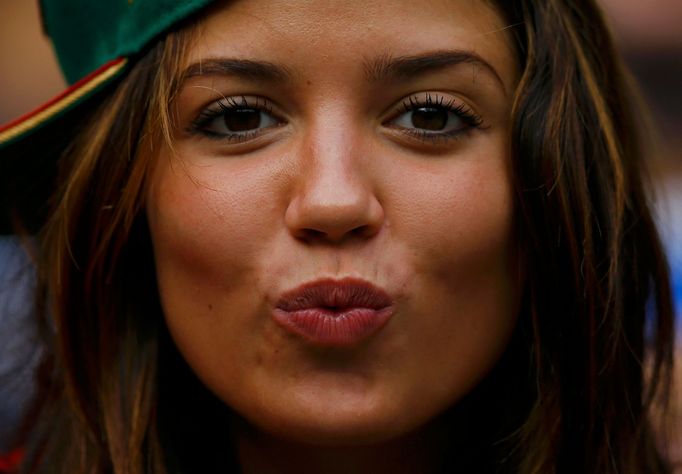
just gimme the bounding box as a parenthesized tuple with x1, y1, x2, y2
(272, 277, 395, 346)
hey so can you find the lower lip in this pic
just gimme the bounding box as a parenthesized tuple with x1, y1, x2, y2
(272, 307, 394, 346)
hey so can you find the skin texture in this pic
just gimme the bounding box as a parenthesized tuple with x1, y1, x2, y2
(146, 0, 521, 471)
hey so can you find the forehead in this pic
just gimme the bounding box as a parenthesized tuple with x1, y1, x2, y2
(188, 0, 518, 91)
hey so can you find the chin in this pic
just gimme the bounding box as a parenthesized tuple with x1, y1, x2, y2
(260, 417, 415, 447)
(242, 393, 423, 447)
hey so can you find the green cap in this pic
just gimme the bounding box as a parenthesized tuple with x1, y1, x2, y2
(0, 0, 216, 233)
(43, 0, 214, 85)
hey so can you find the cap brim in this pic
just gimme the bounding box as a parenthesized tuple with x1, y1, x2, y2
(0, 58, 128, 147)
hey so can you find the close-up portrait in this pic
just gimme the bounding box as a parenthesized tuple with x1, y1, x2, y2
(0, 0, 680, 473)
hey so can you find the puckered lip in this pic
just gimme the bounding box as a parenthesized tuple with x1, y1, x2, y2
(275, 277, 393, 312)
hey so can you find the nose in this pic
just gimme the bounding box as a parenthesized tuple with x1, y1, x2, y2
(284, 129, 385, 244)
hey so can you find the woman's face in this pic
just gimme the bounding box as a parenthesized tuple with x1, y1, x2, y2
(146, 0, 520, 445)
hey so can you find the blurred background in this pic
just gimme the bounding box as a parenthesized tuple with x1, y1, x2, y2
(0, 0, 680, 462)
(599, 0, 682, 328)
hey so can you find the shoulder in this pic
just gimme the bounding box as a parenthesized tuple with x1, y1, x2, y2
(0, 237, 41, 455)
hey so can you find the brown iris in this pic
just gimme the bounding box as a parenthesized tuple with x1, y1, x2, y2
(223, 108, 261, 131)
(411, 107, 448, 131)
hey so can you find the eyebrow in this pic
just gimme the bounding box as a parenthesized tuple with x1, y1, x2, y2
(363, 50, 506, 91)
(182, 58, 293, 83)
(181, 50, 506, 93)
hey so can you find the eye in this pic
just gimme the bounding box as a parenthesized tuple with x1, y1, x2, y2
(393, 105, 463, 132)
(190, 96, 283, 141)
(385, 93, 483, 143)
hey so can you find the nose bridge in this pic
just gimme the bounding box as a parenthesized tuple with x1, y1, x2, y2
(305, 122, 362, 199)
(285, 114, 384, 243)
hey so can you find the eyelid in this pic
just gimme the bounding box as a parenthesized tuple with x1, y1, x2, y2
(197, 95, 278, 122)
(188, 95, 287, 142)
(380, 91, 485, 148)
(383, 92, 480, 123)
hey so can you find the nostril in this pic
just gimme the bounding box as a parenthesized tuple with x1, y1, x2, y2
(296, 227, 346, 244)
(352, 225, 370, 237)
(298, 228, 326, 241)
(350, 224, 380, 240)
(296, 224, 374, 243)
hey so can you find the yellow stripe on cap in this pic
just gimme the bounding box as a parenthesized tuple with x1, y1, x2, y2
(0, 58, 128, 146)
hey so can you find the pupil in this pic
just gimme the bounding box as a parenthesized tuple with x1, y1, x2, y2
(224, 108, 261, 132)
(411, 107, 447, 131)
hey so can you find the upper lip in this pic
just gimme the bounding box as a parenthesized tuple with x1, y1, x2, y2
(275, 277, 393, 311)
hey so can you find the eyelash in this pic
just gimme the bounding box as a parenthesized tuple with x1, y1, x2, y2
(188, 96, 282, 142)
(188, 92, 484, 145)
(387, 93, 484, 144)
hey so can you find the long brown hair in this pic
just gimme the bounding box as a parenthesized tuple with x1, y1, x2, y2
(17, 29, 201, 473)
(496, 1, 676, 472)
(14, 1, 676, 472)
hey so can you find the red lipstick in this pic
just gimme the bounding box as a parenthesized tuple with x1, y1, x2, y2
(273, 278, 395, 346)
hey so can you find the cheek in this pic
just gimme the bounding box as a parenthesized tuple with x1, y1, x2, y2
(385, 146, 515, 282)
(381, 146, 519, 408)
(145, 156, 283, 367)
(146, 157, 279, 288)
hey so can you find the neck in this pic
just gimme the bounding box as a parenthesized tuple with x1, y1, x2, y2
(232, 416, 453, 474)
